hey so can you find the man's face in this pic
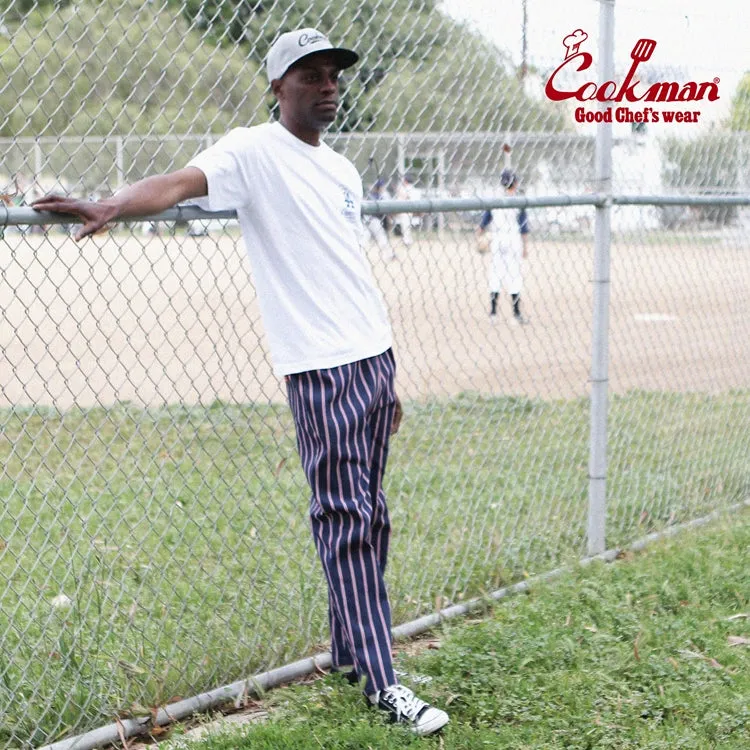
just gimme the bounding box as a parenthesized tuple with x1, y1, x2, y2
(273, 52, 342, 132)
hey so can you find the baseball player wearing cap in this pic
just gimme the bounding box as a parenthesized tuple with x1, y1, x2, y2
(32, 27, 448, 737)
(476, 165, 530, 325)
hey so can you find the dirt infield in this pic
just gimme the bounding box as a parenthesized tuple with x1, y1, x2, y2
(1, 228, 747, 408)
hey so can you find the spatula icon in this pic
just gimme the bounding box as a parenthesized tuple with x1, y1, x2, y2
(631, 38, 657, 63)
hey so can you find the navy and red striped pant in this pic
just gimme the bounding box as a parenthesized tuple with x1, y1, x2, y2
(286, 348, 397, 695)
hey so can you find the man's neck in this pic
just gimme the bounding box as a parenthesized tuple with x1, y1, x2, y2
(279, 116, 321, 147)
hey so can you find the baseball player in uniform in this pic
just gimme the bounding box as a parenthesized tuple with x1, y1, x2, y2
(33, 27, 449, 737)
(477, 166, 530, 325)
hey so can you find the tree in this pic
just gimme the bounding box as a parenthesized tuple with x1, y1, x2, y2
(660, 134, 740, 226)
(1, 0, 567, 138)
(0, 0, 264, 139)
(167, 0, 565, 134)
(729, 71, 750, 131)
(0, 0, 71, 20)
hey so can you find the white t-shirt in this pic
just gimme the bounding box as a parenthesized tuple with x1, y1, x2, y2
(187, 122, 392, 376)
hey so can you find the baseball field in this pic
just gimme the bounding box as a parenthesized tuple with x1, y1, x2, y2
(1, 224, 748, 408)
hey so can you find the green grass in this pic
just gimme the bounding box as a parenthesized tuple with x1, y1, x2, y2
(0, 391, 747, 746)
(162, 510, 750, 749)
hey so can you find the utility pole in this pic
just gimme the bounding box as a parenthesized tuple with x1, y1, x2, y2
(520, 0, 528, 81)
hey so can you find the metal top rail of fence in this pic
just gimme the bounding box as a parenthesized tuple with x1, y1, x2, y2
(5, 192, 750, 228)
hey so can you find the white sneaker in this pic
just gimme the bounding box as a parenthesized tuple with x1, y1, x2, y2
(371, 684, 449, 736)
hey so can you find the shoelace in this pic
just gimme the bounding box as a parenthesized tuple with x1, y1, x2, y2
(381, 685, 427, 720)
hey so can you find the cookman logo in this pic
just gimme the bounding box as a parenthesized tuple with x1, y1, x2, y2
(299, 32, 326, 47)
(545, 29, 720, 125)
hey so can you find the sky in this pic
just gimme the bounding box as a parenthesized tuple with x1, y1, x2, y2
(439, 0, 748, 124)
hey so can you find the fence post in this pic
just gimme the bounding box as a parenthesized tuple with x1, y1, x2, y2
(588, 0, 615, 556)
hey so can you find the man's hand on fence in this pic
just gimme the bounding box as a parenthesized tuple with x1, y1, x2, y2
(31, 195, 118, 241)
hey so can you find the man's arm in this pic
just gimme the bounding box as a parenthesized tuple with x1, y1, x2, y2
(476, 209, 492, 236)
(31, 167, 208, 242)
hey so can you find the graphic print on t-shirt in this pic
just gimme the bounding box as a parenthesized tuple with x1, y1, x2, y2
(341, 186, 358, 223)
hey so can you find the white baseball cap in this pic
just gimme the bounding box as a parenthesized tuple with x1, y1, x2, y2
(266, 28, 359, 83)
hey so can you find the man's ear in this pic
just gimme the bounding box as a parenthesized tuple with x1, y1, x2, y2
(271, 79, 283, 100)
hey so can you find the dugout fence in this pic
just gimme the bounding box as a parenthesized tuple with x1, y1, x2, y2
(1, 0, 749, 747)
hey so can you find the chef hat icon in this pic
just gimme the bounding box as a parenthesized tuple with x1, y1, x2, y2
(563, 29, 588, 59)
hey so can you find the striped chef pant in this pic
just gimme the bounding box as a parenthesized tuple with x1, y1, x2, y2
(286, 348, 397, 696)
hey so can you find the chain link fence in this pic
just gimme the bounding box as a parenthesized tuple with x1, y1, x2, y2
(1, 1, 749, 747)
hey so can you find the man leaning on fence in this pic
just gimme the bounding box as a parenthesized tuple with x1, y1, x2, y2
(32, 27, 449, 737)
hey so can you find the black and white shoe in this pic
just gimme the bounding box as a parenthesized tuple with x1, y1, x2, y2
(371, 684, 449, 736)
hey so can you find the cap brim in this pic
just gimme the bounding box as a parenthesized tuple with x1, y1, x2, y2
(328, 47, 359, 70)
(291, 47, 359, 73)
